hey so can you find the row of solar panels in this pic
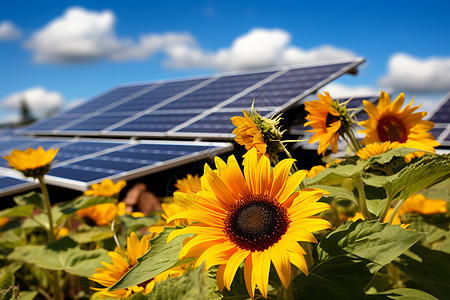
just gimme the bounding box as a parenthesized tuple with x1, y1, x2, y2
(427, 91, 450, 147)
(18, 59, 364, 139)
(0, 136, 233, 196)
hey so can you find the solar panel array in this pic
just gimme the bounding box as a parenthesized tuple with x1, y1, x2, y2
(2, 58, 366, 197)
(0, 137, 233, 194)
(18, 58, 365, 139)
(427, 92, 450, 146)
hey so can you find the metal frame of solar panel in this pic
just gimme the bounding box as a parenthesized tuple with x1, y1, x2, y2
(426, 91, 450, 147)
(18, 58, 365, 139)
(0, 137, 233, 195)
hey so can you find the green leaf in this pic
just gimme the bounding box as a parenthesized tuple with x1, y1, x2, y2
(362, 154, 450, 200)
(364, 288, 438, 299)
(293, 220, 424, 299)
(7, 237, 109, 277)
(18, 291, 38, 300)
(403, 214, 449, 247)
(317, 220, 424, 273)
(110, 227, 194, 291)
(58, 195, 116, 215)
(0, 205, 34, 218)
(392, 245, 450, 299)
(366, 148, 421, 165)
(364, 185, 389, 217)
(120, 214, 159, 234)
(21, 205, 64, 229)
(0, 271, 14, 290)
(148, 263, 219, 300)
(69, 226, 114, 243)
(311, 185, 357, 205)
(14, 192, 43, 209)
(304, 156, 368, 185)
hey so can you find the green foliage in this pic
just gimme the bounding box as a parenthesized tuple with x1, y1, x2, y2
(0, 205, 34, 218)
(304, 156, 367, 185)
(120, 214, 159, 234)
(392, 244, 450, 299)
(292, 220, 424, 299)
(312, 185, 357, 205)
(7, 236, 109, 277)
(0, 286, 19, 300)
(364, 288, 438, 299)
(366, 148, 421, 165)
(14, 192, 43, 209)
(147, 263, 220, 300)
(110, 227, 195, 291)
(362, 154, 450, 200)
(58, 195, 116, 215)
(69, 226, 114, 243)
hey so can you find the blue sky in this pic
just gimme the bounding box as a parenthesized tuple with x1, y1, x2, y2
(1, 0, 449, 124)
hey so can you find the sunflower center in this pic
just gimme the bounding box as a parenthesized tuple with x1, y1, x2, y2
(326, 113, 340, 127)
(377, 116, 407, 143)
(224, 194, 290, 252)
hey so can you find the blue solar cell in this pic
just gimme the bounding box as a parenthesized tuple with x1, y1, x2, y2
(224, 63, 349, 109)
(62, 113, 135, 131)
(21, 114, 82, 132)
(429, 128, 445, 140)
(160, 71, 276, 110)
(67, 85, 152, 114)
(49, 142, 227, 183)
(0, 175, 29, 190)
(177, 110, 272, 134)
(104, 78, 206, 114)
(429, 96, 450, 124)
(111, 112, 198, 132)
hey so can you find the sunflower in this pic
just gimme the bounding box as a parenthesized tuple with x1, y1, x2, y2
(232, 111, 267, 155)
(117, 202, 145, 218)
(173, 174, 202, 206)
(90, 232, 185, 298)
(85, 179, 126, 197)
(305, 92, 349, 155)
(398, 194, 447, 217)
(3, 147, 58, 177)
(359, 91, 440, 162)
(307, 165, 326, 178)
(167, 148, 332, 299)
(0, 217, 9, 228)
(356, 141, 403, 160)
(77, 202, 118, 226)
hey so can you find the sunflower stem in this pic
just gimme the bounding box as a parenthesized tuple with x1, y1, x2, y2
(379, 190, 393, 223)
(345, 128, 362, 153)
(37, 176, 62, 300)
(38, 176, 55, 243)
(388, 197, 406, 225)
(353, 174, 373, 220)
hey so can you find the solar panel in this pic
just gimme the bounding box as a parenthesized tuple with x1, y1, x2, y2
(0, 138, 233, 194)
(0, 175, 37, 197)
(17, 58, 365, 139)
(426, 92, 450, 146)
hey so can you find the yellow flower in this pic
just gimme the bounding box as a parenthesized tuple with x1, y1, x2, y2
(3, 147, 58, 177)
(356, 141, 403, 160)
(85, 179, 126, 197)
(90, 232, 185, 298)
(117, 202, 145, 218)
(0, 217, 9, 227)
(77, 203, 118, 226)
(304, 92, 345, 155)
(306, 159, 342, 178)
(173, 174, 202, 206)
(232, 111, 267, 155)
(398, 194, 447, 217)
(55, 227, 69, 240)
(167, 148, 331, 299)
(359, 91, 440, 162)
(148, 202, 194, 236)
(307, 165, 326, 178)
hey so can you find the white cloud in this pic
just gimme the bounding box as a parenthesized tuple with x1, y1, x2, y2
(320, 83, 379, 98)
(379, 53, 450, 92)
(26, 6, 194, 64)
(163, 28, 356, 71)
(1, 87, 64, 118)
(0, 20, 21, 40)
